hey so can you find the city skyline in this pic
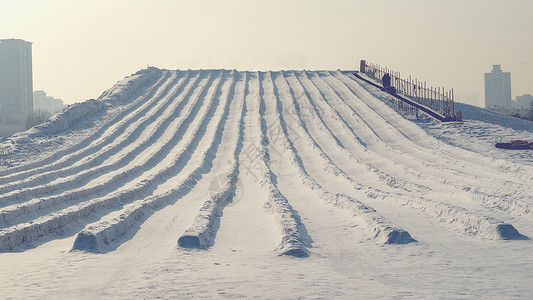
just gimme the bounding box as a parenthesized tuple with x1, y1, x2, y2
(1, 0, 532, 105)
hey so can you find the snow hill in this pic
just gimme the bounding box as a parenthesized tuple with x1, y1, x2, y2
(1, 68, 533, 299)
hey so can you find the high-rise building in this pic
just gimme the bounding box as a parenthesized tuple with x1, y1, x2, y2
(484, 65, 511, 109)
(0, 38, 33, 127)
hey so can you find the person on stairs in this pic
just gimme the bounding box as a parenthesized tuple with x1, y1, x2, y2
(382, 73, 391, 89)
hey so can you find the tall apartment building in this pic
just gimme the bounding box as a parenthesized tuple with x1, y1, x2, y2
(484, 65, 511, 109)
(0, 38, 33, 127)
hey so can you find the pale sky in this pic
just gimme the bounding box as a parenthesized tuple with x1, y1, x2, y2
(1, 0, 532, 106)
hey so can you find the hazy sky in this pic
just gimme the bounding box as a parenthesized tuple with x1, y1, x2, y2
(2, 0, 532, 106)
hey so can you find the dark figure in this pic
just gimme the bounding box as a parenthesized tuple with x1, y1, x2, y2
(382, 73, 391, 88)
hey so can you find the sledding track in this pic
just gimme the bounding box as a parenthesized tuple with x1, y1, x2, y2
(1, 69, 532, 254)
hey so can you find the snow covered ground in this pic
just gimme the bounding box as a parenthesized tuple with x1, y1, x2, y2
(1, 69, 532, 299)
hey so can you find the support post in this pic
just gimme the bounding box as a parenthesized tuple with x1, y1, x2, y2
(360, 60, 366, 73)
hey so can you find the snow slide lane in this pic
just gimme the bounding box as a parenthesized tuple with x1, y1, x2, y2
(177, 72, 247, 249)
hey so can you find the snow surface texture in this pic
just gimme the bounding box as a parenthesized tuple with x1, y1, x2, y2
(1, 69, 533, 299)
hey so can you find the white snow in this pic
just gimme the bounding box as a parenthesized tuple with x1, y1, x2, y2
(1, 68, 533, 299)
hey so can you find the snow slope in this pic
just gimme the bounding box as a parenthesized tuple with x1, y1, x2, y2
(1, 69, 533, 299)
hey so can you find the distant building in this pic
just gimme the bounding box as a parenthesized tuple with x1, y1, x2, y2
(0, 38, 33, 135)
(507, 94, 533, 118)
(484, 65, 512, 109)
(33, 90, 66, 115)
(0, 39, 34, 122)
(488, 94, 533, 118)
(514, 94, 533, 109)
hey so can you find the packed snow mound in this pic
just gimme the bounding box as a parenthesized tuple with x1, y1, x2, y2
(2, 68, 533, 299)
(0, 68, 532, 258)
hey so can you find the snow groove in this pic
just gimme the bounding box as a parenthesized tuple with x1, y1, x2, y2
(305, 71, 498, 209)
(0, 71, 191, 200)
(333, 71, 531, 189)
(259, 71, 310, 257)
(331, 72, 533, 217)
(0, 72, 212, 226)
(306, 71, 528, 240)
(0, 68, 168, 181)
(178, 72, 247, 249)
(276, 71, 415, 244)
(71, 70, 239, 252)
(0, 70, 225, 250)
(310, 73, 491, 198)
(293, 71, 429, 194)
